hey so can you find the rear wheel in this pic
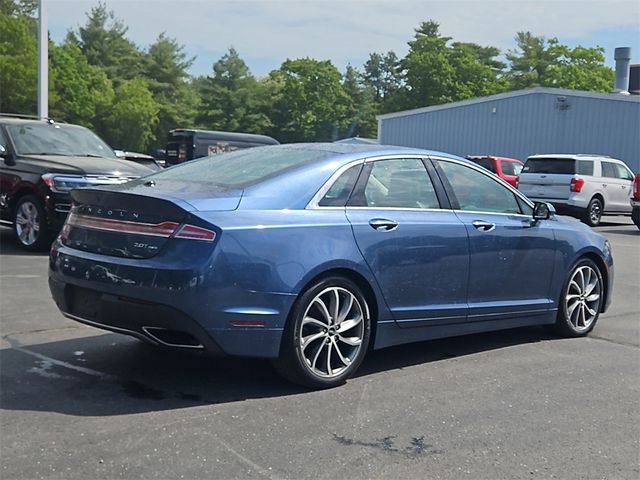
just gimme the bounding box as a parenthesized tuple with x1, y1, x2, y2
(554, 258, 603, 337)
(273, 276, 371, 389)
(583, 197, 603, 227)
(13, 195, 51, 251)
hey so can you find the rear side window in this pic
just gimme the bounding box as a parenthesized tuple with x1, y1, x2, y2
(576, 160, 594, 176)
(601, 162, 618, 178)
(500, 161, 523, 176)
(356, 159, 440, 209)
(522, 158, 575, 174)
(319, 164, 362, 207)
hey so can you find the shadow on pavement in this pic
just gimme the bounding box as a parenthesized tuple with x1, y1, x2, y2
(1, 325, 556, 416)
(0, 228, 49, 257)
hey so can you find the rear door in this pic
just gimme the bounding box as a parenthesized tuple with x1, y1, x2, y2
(518, 157, 575, 201)
(433, 158, 557, 320)
(345, 157, 469, 327)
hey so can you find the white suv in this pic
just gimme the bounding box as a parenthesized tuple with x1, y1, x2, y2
(517, 154, 635, 226)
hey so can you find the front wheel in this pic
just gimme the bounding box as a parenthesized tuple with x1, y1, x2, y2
(13, 195, 52, 251)
(273, 276, 371, 389)
(554, 258, 603, 337)
(583, 197, 603, 227)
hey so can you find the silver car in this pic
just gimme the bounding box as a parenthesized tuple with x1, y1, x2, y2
(517, 154, 635, 226)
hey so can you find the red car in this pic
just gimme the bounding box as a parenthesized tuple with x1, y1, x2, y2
(465, 155, 524, 188)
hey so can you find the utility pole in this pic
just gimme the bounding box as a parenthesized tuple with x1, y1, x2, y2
(37, 0, 48, 118)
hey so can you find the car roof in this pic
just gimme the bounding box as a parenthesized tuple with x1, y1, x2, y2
(527, 154, 613, 160)
(466, 155, 523, 163)
(269, 142, 464, 160)
(0, 116, 69, 126)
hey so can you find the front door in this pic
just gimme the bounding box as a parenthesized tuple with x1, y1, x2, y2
(433, 158, 557, 320)
(345, 157, 469, 327)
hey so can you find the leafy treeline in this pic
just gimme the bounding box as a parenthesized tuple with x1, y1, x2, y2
(0, 1, 614, 152)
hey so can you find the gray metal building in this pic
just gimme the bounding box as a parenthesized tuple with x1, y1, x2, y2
(378, 87, 640, 171)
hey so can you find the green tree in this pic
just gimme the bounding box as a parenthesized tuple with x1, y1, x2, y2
(505, 32, 558, 89)
(143, 33, 198, 147)
(342, 64, 377, 138)
(0, 0, 37, 16)
(363, 52, 402, 103)
(197, 47, 272, 133)
(400, 20, 506, 109)
(99, 78, 159, 151)
(269, 58, 351, 142)
(66, 2, 142, 82)
(0, 11, 37, 113)
(49, 42, 114, 128)
(544, 40, 613, 91)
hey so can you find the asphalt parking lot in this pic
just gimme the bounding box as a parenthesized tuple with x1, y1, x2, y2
(1, 218, 638, 480)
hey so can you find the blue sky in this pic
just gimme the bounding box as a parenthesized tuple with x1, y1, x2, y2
(48, 0, 640, 77)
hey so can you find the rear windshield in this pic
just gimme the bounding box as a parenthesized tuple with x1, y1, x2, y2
(470, 158, 496, 173)
(148, 146, 333, 187)
(522, 158, 575, 174)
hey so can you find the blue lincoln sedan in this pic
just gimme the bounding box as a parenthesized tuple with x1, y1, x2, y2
(49, 144, 613, 388)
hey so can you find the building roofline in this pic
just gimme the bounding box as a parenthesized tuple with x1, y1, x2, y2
(377, 87, 640, 121)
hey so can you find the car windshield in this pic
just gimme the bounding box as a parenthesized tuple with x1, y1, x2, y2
(148, 146, 334, 187)
(8, 123, 116, 158)
(522, 158, 575, 174)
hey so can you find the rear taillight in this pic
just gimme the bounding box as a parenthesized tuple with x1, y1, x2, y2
(174, 224, 216, 242)
(633, 173, 640, 199)
(515, 176, 519, 189)
(66, 213, 215, 241)
(570, 177, 585, 193)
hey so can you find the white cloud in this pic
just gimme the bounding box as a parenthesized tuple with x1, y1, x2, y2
(48, 0, 640, 74)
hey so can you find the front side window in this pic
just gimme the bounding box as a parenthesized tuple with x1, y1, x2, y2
(601, 162, 619, 179)
(613, 163, 634, 181)
(356, 159, 440, 209)
(438, 160, 523, 214)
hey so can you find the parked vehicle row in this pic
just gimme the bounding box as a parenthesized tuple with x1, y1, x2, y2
(48, 144, 614, 388)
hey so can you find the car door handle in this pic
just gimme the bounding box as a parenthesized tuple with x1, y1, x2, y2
(472, 220, 496, 232)
(369, 218, 399, 231)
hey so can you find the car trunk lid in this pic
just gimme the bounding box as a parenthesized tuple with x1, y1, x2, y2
(64, 182, 241, 259)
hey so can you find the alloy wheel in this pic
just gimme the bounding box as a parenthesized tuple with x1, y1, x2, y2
(565, 265, 602, 332)
(589, 200, 602, 225)
(298, 286, 365, 378)
(15, 200, 41, 246)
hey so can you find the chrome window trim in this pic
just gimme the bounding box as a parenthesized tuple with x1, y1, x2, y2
(429, 155, 536, 211)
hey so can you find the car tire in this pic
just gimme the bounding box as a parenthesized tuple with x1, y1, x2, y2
(273, 276, 371, 389)
(583, 197, 603, 227)
(554, 258, 603, 337)
(13, 195, 51, 251)
(632, 208, 640, 231)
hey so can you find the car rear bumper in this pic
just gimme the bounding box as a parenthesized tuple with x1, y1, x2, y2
(48, 243, 294, 358)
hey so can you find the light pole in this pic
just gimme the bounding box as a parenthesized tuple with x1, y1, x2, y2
(37, 0, 48, 118)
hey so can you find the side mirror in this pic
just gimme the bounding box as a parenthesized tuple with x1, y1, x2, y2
(0, 144, 6, 156)
(533, 201, 555, 220)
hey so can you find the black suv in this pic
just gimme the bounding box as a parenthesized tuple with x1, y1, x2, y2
(0, 116, 153, 250)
